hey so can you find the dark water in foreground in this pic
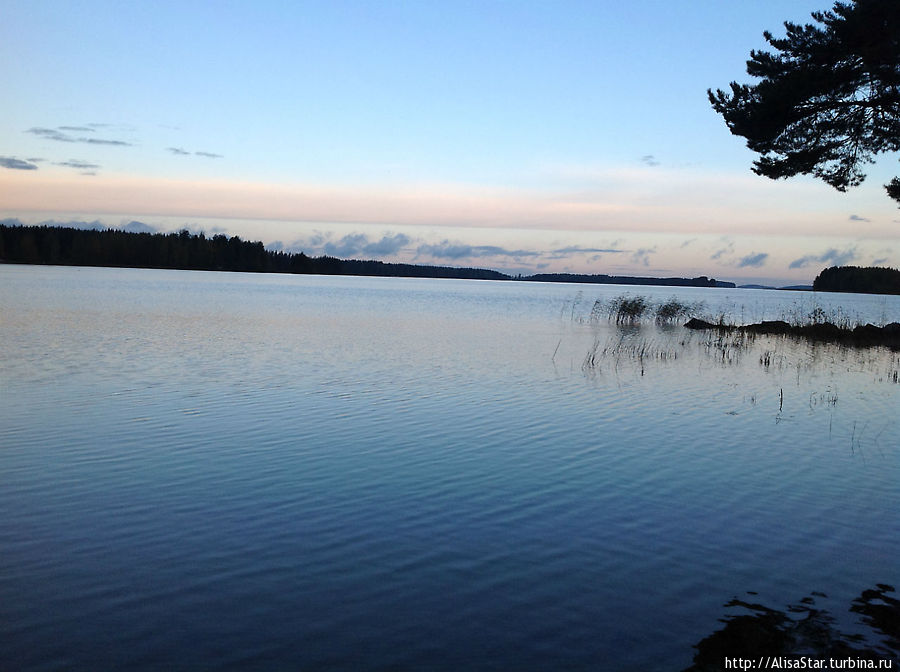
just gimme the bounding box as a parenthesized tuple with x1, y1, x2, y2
(1, 266, 898, 670)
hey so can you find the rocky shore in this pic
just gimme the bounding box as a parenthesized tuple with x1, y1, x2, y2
(684, 317, 900, 349)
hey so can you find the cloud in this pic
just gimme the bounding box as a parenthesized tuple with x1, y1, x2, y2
(6, 166, 895, 241)
(9, 218, 155, 234)
(820, 248, 857, 265)
(167, 147, 224, 159)
(55, 160, 100, 170)
(849, 214, 870, 222)
(631, 247, 655, 266)
(26, 126, 131, 146)
(474, 245, 540, 258)
(324, 233, 369, 257)
(0, 156, 39, 170)
(28, 218, 107, 231)
(13, 217, 155, 233)
(788, 247, 857, 269)
(27, 127, 74, 142)
(322, 232, 410, 258)
(121, 220, 156, 233)
(363, 233, 410, 256)
(552, 245, 627, 255)
(711, 240, 735, 261)
(872, 257, 889, 265)
(738, 252, 769, 268)
(82, 138, 131, 146)
(417, 241, 540, 260)
(417, 242, 474, 259)
(640, 154, 660, 167)
(58, 126, 94, 132)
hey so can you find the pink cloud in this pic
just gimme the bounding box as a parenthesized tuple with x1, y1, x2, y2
(2, 168, 897, 240)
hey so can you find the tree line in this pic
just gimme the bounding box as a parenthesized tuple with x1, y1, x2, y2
(526, 273, 726, 288)
(813, 265, 900, 294)
(0, 224, 736, 287)
(0, 224, 510, 280)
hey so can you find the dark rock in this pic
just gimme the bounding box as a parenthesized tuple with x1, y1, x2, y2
(853, 323, 885, 340)
(682, 317, 900, 349)
(684, 318, 718, 330)
(799, 322, 844, 340)
(745, 320, 792, 334)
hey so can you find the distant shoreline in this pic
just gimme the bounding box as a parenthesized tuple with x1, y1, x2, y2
(0, 223, 736, 289)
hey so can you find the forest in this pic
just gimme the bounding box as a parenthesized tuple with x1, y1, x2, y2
(0, 224, 730, 287)
(527, 273, 725, 288)
(0, 224, 508, 280)
(812, 265, 900, 295)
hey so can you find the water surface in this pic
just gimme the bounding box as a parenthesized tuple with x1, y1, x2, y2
(1, 266, 898, 670)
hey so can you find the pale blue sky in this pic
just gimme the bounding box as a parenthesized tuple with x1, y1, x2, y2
(2, 0, 898, 285)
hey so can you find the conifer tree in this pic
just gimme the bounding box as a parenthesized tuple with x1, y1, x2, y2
(709, 1, 900, 205)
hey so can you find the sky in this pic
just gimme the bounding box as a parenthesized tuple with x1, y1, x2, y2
(2, 0, 898, 286)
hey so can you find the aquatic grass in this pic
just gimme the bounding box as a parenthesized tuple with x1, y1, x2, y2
(568, 291, 900, 379)
(758, 349, 789, 370)
(655, 298, 690, 324)
(571, 293, 707, 326)
(880, 354, 899, 384)
(569, 292, 890, 335)
(581, 333, 681, 374)
(656, 297, 706, 324)
(609, 295, 649, 324)
(778, 299, 877, 330)
(699, 330, 756, 365)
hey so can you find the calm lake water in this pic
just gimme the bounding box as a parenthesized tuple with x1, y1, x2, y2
(1, 265, 898, 671)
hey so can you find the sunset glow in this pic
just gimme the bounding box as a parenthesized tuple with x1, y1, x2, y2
(2, 1, 897, 285)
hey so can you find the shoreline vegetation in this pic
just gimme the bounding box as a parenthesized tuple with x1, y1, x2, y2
(0, 223, 730, 287)
(684, 317, 900, 350)
(1, 224, 898, 296)
(812, 265, 900, 295)
(585, 294, 900, 350)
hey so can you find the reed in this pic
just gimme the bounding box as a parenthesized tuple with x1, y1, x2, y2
(582, 294, 707, 326)
(608, 295, 649, 324)
(655, 297, 702, 324)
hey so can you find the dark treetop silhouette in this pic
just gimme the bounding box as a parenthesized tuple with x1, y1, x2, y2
(708, 0, 900, 206)
(0, 224, 728, 287)
(813, 264, 900, 293)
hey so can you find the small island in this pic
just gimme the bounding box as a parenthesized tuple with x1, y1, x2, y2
(812, 265, 900, 295)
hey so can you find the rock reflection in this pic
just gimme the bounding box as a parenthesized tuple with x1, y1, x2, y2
(683, 585, 899, 671)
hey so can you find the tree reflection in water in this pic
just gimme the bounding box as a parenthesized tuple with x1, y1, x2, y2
(684, 585, 899, 671)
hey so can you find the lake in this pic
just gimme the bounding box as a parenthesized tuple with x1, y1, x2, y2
(1, 265, 898, 671)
